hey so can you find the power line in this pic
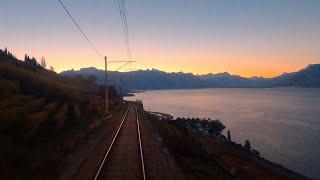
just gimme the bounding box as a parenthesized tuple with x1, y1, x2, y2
(57, 0, 103, 57)
(108, 60, 136, 63)
(121, 0, 130, 59)
(117, 0, 132, 60)
(122, 0, 131, 60)
(115, 61, 131, 71)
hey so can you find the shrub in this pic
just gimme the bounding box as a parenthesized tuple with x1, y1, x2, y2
(208, 120, 225, 135)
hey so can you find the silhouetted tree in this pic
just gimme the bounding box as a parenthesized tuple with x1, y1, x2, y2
(24, 54, 29, 61)
(208, 120, 225, 135)
(25, 55, 39, 67)
(227, 130, 231, 141)
(244, 140, 251, 151)
(40, 56, 46, 68)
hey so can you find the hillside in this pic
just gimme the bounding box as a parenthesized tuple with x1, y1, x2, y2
(61, 64, 320, 91)
(0, 48, 119, 179)
(146, 112, 307, 179)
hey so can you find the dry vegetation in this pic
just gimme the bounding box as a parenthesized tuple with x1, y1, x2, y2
(147, 113, 232, 179)
(147, 113, 306, 179)
(190, 133, 292, 179)
(0, 49, 110, 179)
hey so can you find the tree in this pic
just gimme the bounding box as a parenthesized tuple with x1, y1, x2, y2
(40, 56, 46, 68)
(50, 66, 55, 72)
(24, 54, 29, 61)
(208, 120, 225, 135)
(25, 55, 38, 67)
(244, 140, 251, 151)
(227, 130, 231, 141)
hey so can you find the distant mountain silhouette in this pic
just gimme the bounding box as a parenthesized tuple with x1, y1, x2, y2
(60, 64, 320, 91)
(271, 64, 320, 87)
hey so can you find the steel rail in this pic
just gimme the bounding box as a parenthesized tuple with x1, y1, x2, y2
(134, 104, 146, 180)
(94, 106, 130, 180)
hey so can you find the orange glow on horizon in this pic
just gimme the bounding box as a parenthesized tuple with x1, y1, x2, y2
(6, 35, 318, 78)
(48, 54, 315, 78)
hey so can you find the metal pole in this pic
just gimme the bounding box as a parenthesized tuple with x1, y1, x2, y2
(105, 56, 109, 114)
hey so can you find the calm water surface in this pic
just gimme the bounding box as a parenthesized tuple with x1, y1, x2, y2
(125, 88, 320, 178)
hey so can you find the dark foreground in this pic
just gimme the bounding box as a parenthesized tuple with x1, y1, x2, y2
(60, 101, 307, 179)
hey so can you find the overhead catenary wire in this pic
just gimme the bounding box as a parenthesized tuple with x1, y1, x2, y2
(115, 61, 131, 71)
(57, 0, 103, 57)
(115, 0, 135, 85)
(117, 0, 132, 60)
(121, 0, 131, 59)
(57, 0, 136, 98)
(122, 0, 131, 60)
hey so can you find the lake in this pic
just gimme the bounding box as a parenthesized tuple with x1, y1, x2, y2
(125, 88, 320, 178)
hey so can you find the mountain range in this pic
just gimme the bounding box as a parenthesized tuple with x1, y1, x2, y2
(60, 64, 320, 91)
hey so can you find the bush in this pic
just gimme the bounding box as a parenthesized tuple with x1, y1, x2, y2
(208, 120, 225, 135)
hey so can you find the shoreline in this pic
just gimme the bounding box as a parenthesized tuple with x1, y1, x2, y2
(149, 110, 309, 179)
(125, 87, 320, 95)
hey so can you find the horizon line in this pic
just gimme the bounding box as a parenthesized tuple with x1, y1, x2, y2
(60, 63, 318, 79)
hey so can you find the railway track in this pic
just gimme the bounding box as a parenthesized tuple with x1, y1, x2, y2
(94, 103, 146, 180)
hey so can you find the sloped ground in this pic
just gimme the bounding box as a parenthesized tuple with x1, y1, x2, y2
(137, 105, 185, 179)
(0, 50, 105, 179)
(147, 113, 308, 179)
(146, 113, 232, 179)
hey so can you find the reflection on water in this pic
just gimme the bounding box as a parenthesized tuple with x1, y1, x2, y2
(125, 88, 320, 178)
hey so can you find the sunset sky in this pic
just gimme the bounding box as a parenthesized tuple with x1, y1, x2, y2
(1, 0, 320, 77)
